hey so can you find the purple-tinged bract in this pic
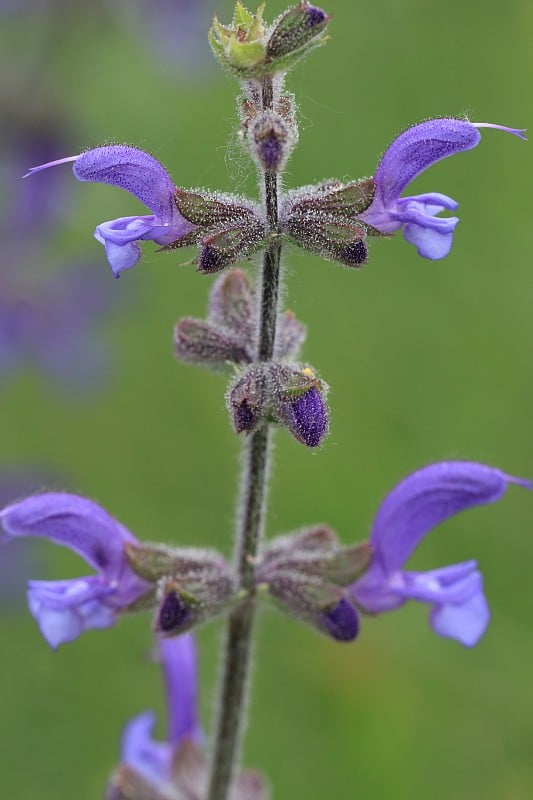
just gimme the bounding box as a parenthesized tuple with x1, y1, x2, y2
(350, 461, 532, 646)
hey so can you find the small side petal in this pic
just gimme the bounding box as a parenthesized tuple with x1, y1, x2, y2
(430, 589, 490, 647)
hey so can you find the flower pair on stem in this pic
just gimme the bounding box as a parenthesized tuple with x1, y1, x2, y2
(4, 2, 530, 800)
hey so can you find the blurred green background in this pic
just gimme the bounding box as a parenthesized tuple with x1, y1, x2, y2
(1, 1, 532, 798)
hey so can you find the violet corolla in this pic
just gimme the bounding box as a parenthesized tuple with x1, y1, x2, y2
(25, 146, 196, 277)
(351, 461, 532, 646)
(0, 493, 152, 648)
(360, 119, 526, 259)
(107, 634, 267, 800)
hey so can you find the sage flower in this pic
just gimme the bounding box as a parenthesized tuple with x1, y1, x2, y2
(0, 493, 151, 648)
(361, 119, 526, 259)
(25, 146, 196, 277)
(351, 461, 531, 646)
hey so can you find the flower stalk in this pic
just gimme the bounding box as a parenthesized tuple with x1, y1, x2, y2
(207, 74, 283, 800)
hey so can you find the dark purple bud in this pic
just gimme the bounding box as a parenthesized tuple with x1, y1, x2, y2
(340, 238, 368, 266)
(227, 366, 269, 436)
(322, 599, 360, 642)
(270, 364, 329, 447)
(198, 221, 266, 275)
(284, 386, 329, 447)
(199, 244, 226, 274)
(305, 5, 327, 26)
(266, 2, 331, 61)
(234, 400, 259, 434)
(158, 591, 191, 633)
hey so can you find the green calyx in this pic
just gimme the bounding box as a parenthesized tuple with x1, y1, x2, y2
(209, 1, 331, 79)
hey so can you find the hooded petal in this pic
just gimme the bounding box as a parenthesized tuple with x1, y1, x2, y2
(73, 146, 176, 222)
(368, 462, 528, 573)
(0, 492, 136, 576)
(371, 119, 481, 208)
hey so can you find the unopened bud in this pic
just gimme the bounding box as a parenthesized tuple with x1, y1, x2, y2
(227, 365, 268, 435)
(272, 365, 329, 447)
(158, 586, 193, 633)
(209, 2, 267, 76)
(266, 2, 331, 61)
(198, 221, 265, 274)
(321, 598, 360, 641)
(248, 111, 295, 172)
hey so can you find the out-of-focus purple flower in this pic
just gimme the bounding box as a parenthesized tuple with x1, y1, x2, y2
(0, 493, 152, 648)
(351, 462, 532, 646)
(26, 146, 197, 277)
(110, 633, 268, 799)
(121, 635, 200, 787)
(361, 119, 526, 259)
(0, 262, 121, 391)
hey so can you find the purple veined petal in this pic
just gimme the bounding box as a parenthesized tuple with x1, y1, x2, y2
(160, 634, 201, 745)
(0, 493, 136, 577)
(122, 711, 174, 787)
(430, 588, 490, 647)
(371, 118, 481, 208)
(369, 462, 530, 574)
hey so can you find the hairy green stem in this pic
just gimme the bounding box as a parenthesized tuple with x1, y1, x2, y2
(206, 76, 283, 800)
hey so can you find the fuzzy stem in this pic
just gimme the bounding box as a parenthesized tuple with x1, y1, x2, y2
(206, 76, 282, 800)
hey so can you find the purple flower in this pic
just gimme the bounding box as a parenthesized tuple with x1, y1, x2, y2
(0, 262, 122, 391)
(111, 633, 267, 800)
(25, 146, 196, 277)
(351, 462, 532, 646)
(0, 493, 151, 648)
(361, 119, 526, 260)
(121, 634, 200, 788)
